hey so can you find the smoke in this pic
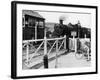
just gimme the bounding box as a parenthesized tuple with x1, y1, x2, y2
(59, 15, 66, 21)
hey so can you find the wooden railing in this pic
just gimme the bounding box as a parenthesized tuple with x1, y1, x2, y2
(22, 35, 66, 68)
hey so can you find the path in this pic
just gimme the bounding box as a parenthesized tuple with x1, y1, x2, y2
(40, 52, 91, 69)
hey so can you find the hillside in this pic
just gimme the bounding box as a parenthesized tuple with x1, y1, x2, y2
(45, 22, 58, 32)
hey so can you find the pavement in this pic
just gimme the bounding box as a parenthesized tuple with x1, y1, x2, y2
(23, 50, 91, 69)
(40, 52, 91, 68)
(22, 49, 66, 69)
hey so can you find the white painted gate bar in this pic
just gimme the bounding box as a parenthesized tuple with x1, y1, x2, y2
(23, 35, 67, 68)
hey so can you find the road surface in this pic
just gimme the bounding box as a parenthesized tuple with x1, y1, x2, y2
(40, 52, 91, 69)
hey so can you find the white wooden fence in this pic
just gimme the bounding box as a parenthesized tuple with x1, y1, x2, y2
(69, 37, 90, 50)
(69, 37, 77, 53)
(22, 35, 66, 68)
(23, 35, 91, 68)
(69, 37, 91, 60)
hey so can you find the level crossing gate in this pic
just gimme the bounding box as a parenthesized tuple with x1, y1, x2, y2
(22, 35, 67, 69)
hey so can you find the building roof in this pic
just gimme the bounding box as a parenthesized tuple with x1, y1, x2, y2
(23, 10, 45, 20)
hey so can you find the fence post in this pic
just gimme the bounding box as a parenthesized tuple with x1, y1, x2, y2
(26, 42, 29, 64)
(43, 36, 48, 68)
(85, 34, 86, 39)
(75, 38, 77, 53)
(72, 36, 75, 51)
(69, 38, 71, 50)
(64, 35, 66, 50)
(35, 23, 37, 40)
(72, 36, 77, 53)
(55, 39, 58, 68)
(87, 47, 90, 61)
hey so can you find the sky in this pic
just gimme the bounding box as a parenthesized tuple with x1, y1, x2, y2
(35, 11, 91, 28)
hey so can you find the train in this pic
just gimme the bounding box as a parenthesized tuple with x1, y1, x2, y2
(22, 10, 91, 40)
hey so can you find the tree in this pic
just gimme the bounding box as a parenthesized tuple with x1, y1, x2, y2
(46, 30, 52, 38)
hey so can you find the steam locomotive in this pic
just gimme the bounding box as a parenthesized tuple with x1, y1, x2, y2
(22, 10, 91, 40)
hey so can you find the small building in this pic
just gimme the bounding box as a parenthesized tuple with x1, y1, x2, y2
(22, 10, 45, 40)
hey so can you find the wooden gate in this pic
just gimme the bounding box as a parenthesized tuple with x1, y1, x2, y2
(69, 38, 77, 52)
(22, 35, 67, 69)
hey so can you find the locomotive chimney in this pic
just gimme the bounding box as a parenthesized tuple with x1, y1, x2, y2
(59, 15, 66, 25)
(59, 19, 63, 25)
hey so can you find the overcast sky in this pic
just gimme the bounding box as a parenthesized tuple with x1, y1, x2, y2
(36, 11, 91, 28)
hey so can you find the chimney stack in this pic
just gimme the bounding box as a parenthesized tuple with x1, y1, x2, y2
(59, 15, 66, 25)
(59, 19, 63, 25)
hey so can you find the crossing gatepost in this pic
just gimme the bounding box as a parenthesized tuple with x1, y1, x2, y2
(55, 39, 58, 68)
(75, 37, 77, 53)
(66, 35, 69, 52)
(71, 31, 77, 53)
(26, 42, 29, 64)
(64, 35, 66, 50)
(87, 47, 90, 61)
(43, 29, 48, 68)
